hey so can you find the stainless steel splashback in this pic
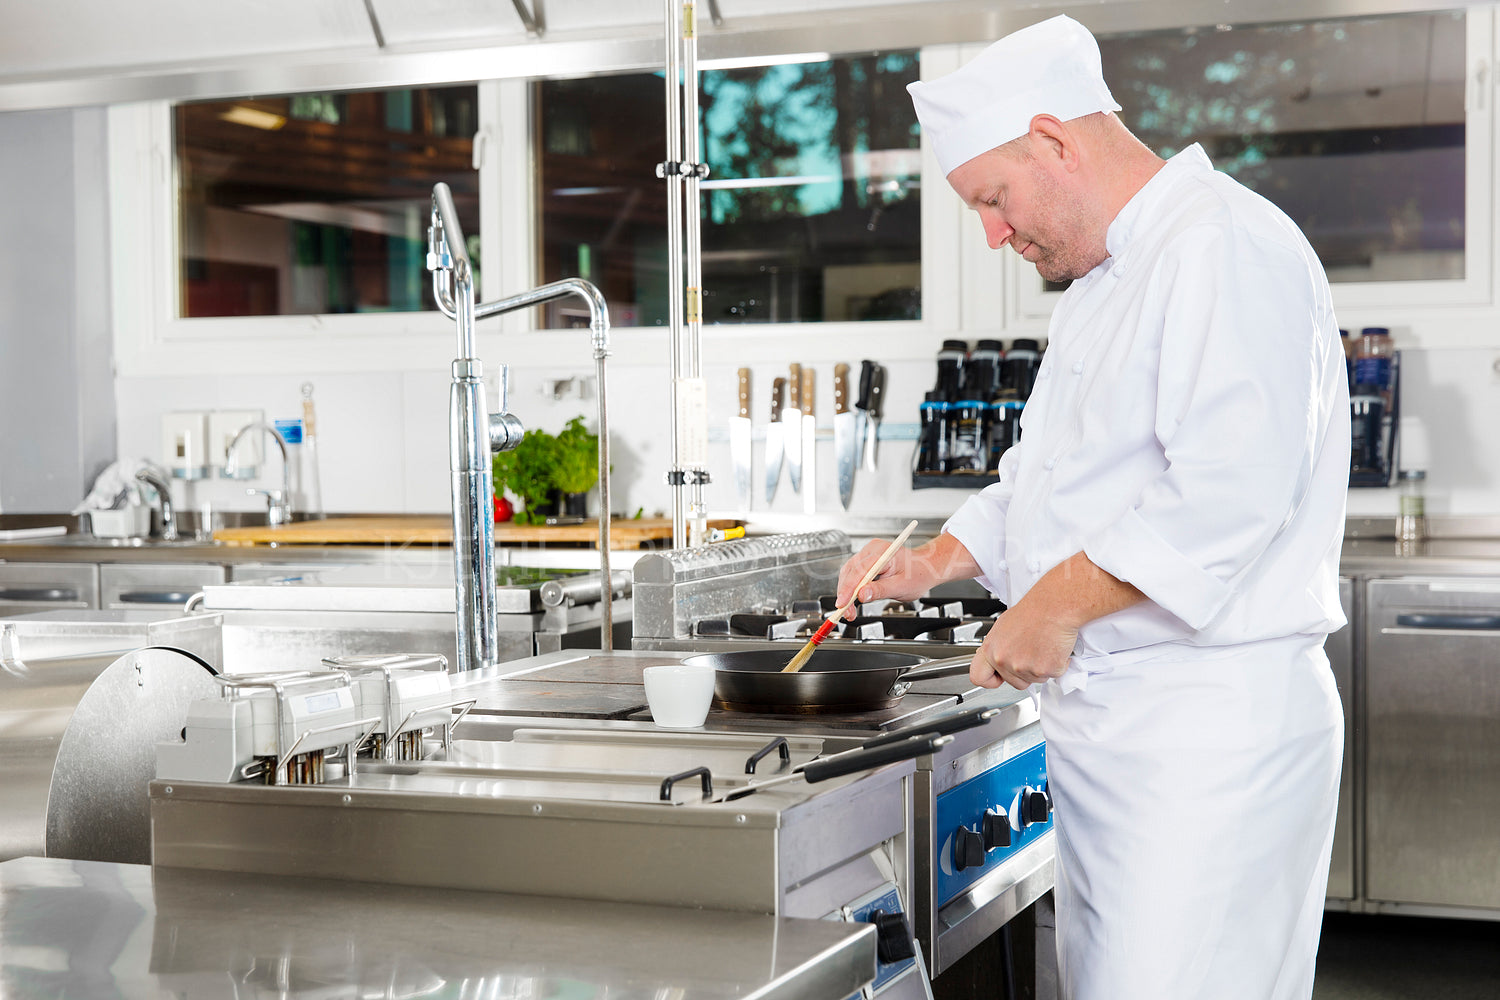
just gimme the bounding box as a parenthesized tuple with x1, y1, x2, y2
(632, 530, 850, 640)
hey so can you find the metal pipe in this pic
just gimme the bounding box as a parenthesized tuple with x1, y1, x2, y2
(663, 0, 688, 550)
(428, 183, 615, 665)
(682, 0, 709, 548)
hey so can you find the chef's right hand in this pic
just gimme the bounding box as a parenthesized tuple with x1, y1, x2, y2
(835, 532, 981, 619)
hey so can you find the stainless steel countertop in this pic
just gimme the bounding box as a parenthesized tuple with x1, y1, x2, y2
(0, 855, 876, 1000)
(7, 516, 1500, 576)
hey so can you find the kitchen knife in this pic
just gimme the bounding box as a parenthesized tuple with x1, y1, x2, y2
(834, 363, 856, 510)
(731, 367, 753, 510)
(784, 363, 803, 494)
(860, 361, 887, 471)
(764, 376, 786, 503)
(853, 362, 871, 476)
(801, 366, 817, 514)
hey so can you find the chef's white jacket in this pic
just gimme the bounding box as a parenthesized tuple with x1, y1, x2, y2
(946, 143, 1349, 687)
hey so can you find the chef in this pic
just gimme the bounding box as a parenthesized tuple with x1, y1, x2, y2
(837, 15, 1349, 1000)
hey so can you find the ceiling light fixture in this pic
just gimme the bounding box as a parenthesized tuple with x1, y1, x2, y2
(698, 51, 832, 71)
(219, 106, 287, 131)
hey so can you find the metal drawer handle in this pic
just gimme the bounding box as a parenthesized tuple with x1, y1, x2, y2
(1394, 613, 1500, 630)
(117, 590, 196, 605)
(0, 587, 78, 602)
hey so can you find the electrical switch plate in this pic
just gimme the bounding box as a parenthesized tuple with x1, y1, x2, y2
(209, 410, 265, 478)
(161, 411, 210, 480)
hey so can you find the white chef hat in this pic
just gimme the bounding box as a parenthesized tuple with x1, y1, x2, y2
(908, 14, 1122, 176)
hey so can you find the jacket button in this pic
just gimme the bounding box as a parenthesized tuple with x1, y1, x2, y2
(1071, 360, 1084, 374)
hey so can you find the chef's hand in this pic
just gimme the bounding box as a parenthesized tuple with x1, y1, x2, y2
(969, 596, 1078, 690)
(968, 551, 1147, 691)
(835, 532, 980, 618)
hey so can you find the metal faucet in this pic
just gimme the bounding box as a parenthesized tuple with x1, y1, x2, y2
(224, 422, 293, 526)
(428, 181, 615, 672)
(134, 468, 179, 541)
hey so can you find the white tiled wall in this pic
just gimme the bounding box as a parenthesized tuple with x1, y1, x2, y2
(112, 346, 1500, 521)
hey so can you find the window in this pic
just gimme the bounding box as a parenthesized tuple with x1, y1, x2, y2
(535, 50, 923, 326)
(1100, 11, 1467, 285)
(174, 85, 479, 317)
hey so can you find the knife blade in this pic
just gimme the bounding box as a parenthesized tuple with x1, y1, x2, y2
(861, 362, 887, 471)
(731, 367, 753, 510)
(784, 363, 803, 494)
(801, 365, 817, 514)
(834, 363, 856, 510)
(764, 376, 786, 503)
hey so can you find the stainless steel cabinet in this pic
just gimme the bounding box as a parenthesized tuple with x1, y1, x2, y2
(99, 563, 226, 610)
(1325, 577, 1355, 901)
(1365, 576, 1500, 910)
(0, 562, 98, 614)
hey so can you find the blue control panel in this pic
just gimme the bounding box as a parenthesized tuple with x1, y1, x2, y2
(827, 881, 927, 999)
(934, 741, 1050, 905)
(851, 885, 915, 993)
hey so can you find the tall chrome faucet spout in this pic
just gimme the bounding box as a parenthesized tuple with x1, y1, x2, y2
(428, 182, 616, 672)
(225, 422, 292, 526)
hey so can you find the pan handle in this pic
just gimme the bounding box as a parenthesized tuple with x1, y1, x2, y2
(858, 706, 1000, 750)
(801, 733, 953, 784)
(897, 655, 975, 683)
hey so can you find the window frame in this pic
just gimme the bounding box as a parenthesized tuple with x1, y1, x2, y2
(999, 7, 1495, 328)
(109, 7, 1498, 380)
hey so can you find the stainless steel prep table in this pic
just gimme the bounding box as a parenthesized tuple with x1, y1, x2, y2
(0, 855, 876, 1000)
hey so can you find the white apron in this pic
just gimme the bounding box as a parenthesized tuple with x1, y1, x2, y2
(1041, 634, 1343, 1000)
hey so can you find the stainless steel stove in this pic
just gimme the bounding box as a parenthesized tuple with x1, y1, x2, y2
(626, 532, 1055, 981)
(632, 531, 1005, 657)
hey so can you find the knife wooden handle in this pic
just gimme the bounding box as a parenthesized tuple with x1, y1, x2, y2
(771, 376, 786, 421)
(788, 363, 801, 410)
(834, 363, 850, 415)
(737, 368, 751, 419)
(801, 366, 815, 416)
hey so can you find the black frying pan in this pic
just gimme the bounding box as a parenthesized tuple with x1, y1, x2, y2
(681, 650, 975, 713)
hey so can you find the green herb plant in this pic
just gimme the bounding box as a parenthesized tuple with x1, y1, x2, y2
(491, 416, 599, 525)
(492, 428, 562, 526)
(552, 417, 600, 496)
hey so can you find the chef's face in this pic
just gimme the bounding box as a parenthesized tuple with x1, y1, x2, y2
(948, 141, 1101, 283)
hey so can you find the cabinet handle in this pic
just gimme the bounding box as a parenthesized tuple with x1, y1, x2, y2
(117, 590, 196, 605)
(1394, 613, 1500, 630)
(0, 587, 78, 602)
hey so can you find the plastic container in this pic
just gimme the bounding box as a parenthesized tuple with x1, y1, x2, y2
(969, 340, 1004, 399)
(946, 395, 989, 474)
(915, 391, 949, 474)
(1354, 327, 1394, 408)
(1350, 385, 1387, 478)
(989, 390, 1024, 468)
(935, 340, 968, 400)
(299, 382, 326, 520)
(1001, 338, 1042, 400)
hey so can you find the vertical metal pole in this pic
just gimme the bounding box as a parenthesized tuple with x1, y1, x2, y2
(683, 0, 709, 548)
(663, 0, 688, 549)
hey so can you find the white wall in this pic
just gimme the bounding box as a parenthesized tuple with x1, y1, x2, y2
(0, 107, 114, 513)
(110, 342, 1500, 525)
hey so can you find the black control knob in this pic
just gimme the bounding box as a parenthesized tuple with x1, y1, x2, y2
(868, 908, 916, 964)
(1021, 786, 1052, 826)
(982, 808, 1012, 849)
(953, 826, 986, 871)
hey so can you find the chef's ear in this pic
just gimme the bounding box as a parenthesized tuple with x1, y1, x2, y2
(1026, 114, 1082, 172)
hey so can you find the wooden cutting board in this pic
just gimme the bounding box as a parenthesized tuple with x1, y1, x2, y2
(214, 516, 739, 548)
